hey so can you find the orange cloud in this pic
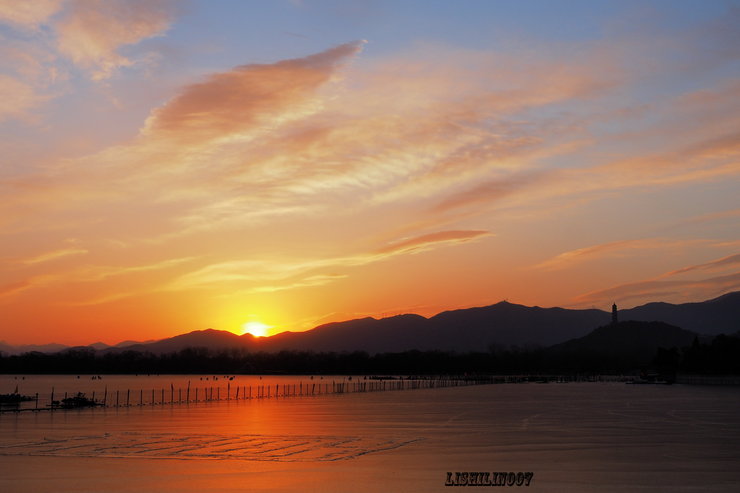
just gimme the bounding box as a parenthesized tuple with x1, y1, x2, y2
(431, 171, 549, 214)
(0, 0, 62, 29)
(574, 272, 740, 307)
(171, 229, 492, 293)
(376, 230, 492, 255)
(533, 239, 704, 271)
(21, 247, 88, 265)
(0, 74, 47, 122)
(660, 253, 740, 278)
(0, 279, 33, 298)
(55, 0, 178, 80)
(142, 41, 365, 145)
(573, 249, 740, 307)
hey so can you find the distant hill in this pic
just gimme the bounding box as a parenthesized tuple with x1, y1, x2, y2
(427, 302, 609, 349)
(101, 301, 613, 354)
(621, 291, 739, 335)
(0, 342, 68, 356)
(549, 320, 697, 365)
(3, 291, 737, 356)
(108, 329, 255, 355)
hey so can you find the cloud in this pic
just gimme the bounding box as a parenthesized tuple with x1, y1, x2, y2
(673, 209, 740, 229)
(532, 239, 700, 271)
(660, 253, 740, 278)
(0, 42, 368, 238)
(0, 274, 57, 300)
(21, 247, 88, 265)
(2, 30, 739, 329)
(0, 74, 49, 122)
(574, 272, 740, 307)
(68, 257, 197, 283)
(55, 0, 178, 80)
(431, 171, 549, 215)
(0, 279, 33, 298)
(248, 274, 349, 294)
(171, 229, 492, 292)
(573, 250, 740, 307)
(0, 0, 63, 29)
(0, 254, 195, 306)
(376, 230, 492, 255)
(142, 40, 365, 145)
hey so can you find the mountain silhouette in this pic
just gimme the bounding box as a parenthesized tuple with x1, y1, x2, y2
(549, 320, 697, 363)
(3, 291, 737, 356)
(621, 291, 740, 335)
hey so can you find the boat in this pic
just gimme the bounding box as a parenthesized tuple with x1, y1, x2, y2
(51, 392, 103, 409)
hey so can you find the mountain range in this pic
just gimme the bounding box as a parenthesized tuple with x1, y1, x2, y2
(1, 291, 738, 356)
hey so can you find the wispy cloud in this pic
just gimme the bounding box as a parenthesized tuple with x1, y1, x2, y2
(0, 0, 63, 29)
(171, 229, 492, 292)
(659, 253, 740, 278)
(573, 251, 740, 307)
(0, 279, 34, 298)
(376, 230, 492, 255)
(574, 272, 740, 307)
(533, 239, 695, 271)
(142, 40, 365, 145)
(21, 247, 88, 265)
(0, 275, 56, 300)
(1, 8, 739, 344)
(248, 274, 349, 294)
(0, 74, 47, 122)
(0, 0, 179, 124)
(55, 0, 178, 80)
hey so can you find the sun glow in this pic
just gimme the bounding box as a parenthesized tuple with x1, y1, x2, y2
(242, 321, 271, 337)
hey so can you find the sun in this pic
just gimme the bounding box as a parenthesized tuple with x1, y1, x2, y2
(242, 321, 271, 337)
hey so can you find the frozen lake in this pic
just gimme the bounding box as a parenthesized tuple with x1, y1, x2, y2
(1, 381, 739, 492)
(1, 374, 386, 408)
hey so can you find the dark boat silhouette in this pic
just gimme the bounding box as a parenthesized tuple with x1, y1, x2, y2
(51, 392, 103, 409)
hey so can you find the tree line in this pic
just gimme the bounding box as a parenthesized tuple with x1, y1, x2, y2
(1, 334, 738, 375)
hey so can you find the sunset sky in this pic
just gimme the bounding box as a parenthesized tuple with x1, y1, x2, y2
(1, 0, 738, 346)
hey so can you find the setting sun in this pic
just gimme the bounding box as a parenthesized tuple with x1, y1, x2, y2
(242, 321, 271, 338)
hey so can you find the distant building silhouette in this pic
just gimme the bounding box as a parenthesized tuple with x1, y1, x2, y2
(612, 303, 618, 325)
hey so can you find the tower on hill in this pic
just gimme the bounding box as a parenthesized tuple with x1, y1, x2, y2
(612, 303, 618, 325)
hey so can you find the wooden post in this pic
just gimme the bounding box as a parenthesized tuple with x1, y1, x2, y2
(151, 389, 155, 406)
(161, 388, 164, 405)
(35, 392, 39, 409)
(187, 381, 191, 403)
(103, 386, 108, 406)
(140, 389, 143, 406)
(195, 388, 198, 402)
(236, 386, 240, 400)
(126, 389, 130, 407)
(116, 390, 119, 407)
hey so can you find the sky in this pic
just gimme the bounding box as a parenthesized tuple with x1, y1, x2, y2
(0, 0, 738, 346)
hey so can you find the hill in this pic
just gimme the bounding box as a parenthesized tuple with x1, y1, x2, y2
(3, 291, 737, 356)
(622, 291, 739, 335)
(547, 320, 698, 370)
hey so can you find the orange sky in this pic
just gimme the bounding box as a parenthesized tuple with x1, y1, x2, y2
(1, 1, 738, 345)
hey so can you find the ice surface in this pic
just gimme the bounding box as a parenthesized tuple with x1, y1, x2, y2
(1, 381, 739, 492)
